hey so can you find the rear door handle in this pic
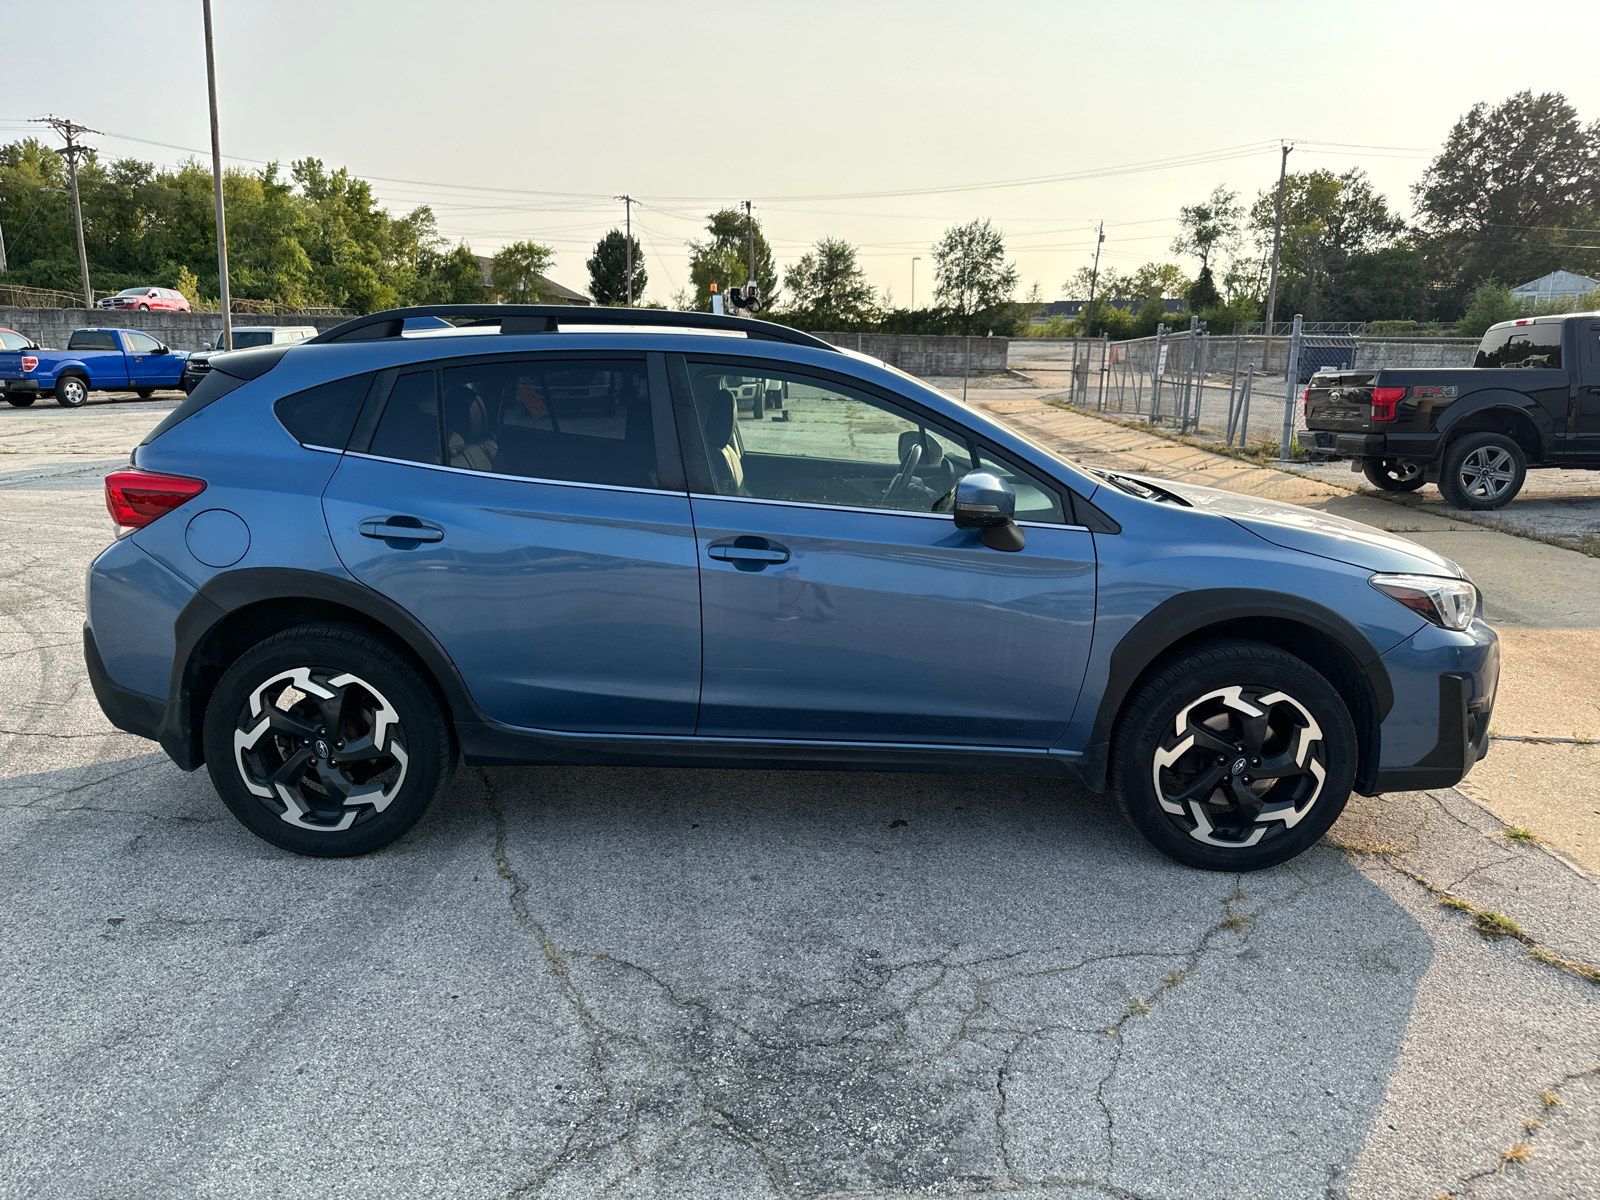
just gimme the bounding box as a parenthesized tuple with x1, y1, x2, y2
(707, 536, 790, 570)
(360, 517, 445, 543)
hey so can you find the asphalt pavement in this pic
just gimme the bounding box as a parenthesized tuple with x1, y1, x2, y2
(2, 392, 1598, 1199)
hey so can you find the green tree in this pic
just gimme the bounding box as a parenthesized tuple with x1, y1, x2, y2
(781, 237, 879, 330)
(586, 229, 646, 306)
(490, 241, 556, 303)
(1186, 266, 1221, 311)
(688, 209, 777, 311)
(415, 243, 487, 304)
(932, 218, 1018, 332)
(1128, 262, 1192, 300)
(1063, 265, 1129, 301)
(1415, 91, 1600, 313)
(1456, 279, 1521, 338)
(1249, 168, 1406, 319)
(1172, 185, 1241, 273)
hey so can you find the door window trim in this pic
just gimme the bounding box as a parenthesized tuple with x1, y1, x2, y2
(343, 449, 683, 497)
(687, 489, 1088, 531)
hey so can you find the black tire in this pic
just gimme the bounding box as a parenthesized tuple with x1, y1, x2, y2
(1363, 458, 1426, 492)
(5, 394, 36, 408)
(135, 388, 154, 399)
(1111, 641, 1357, 872)
(137, 303, 149, 310)
(54, 375, 89, 408)
(202, 623, 452, 857)
(1438, 431, 1525, 511)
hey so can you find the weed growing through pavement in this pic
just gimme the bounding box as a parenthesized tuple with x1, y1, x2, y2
(1474, 911, 1526, 941)
(1526, 946, 1600, 985)
(1499, 1143, 1534, 1170)
(1327, 836, 1404, 856)
(1523, 1117, 1541, 1132)
(1504, 827, 1541, 844)
(1541, 1090, 1565, 1109)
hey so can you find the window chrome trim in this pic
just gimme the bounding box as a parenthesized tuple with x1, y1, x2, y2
(688, 491, 1086, 531)
(343, 450, 681, 496)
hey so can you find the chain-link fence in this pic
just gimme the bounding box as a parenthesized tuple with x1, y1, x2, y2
(1009, 326, 1479, 455)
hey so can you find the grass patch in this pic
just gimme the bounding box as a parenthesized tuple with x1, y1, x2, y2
(1125, 998, 1150, 1018)
(1500, 1143, 1534, 1169)
(1219, 914, 1249, 933)
(1474, 910, 1526, 941)
(1526, 945, 1600, 985)
(1505, 826, 1541, 845)
(1330, 836, 1405, 856)
(1541, 1089, 1565, 1109)
(1440, 895, 1474, 913)
(1523, 1117, 1542, 1132)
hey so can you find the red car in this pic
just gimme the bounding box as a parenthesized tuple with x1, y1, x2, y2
(96, 286, 191, 313)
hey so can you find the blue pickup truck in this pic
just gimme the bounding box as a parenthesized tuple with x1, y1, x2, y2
(0, 327, 190, 408)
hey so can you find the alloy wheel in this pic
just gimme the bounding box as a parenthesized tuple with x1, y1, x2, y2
(1457, 446, 1516, 502)
(1151, 685, 1328, 848)
(232, 666, 409, 832)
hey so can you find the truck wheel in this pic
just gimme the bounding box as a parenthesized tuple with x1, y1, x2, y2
(135, 388, 155, 399)
(1111, 641, 1356, 872)
(1439, 432, 1525, 511)
(5, 395, 36, 408)
(54, 375, 89, 408)
(1362, 458, 1426, 492)
(137, 303, 149, 311)
(202, 623, 453, 857)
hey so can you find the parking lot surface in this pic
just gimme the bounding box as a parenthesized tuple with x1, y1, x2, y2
(3, 396, 1599, 1199)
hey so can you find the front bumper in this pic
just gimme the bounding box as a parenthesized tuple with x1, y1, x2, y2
(1369, 620, 1499, 793)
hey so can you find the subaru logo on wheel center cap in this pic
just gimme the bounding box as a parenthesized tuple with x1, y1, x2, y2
(1231, 757, 1248, 775)
(315, 739, 330, 759)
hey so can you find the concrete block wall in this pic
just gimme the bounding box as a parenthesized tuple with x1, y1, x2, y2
(0, 307, 348, 353)
(814, 332, 1009, 376)
(1352, 338, 1478, 370)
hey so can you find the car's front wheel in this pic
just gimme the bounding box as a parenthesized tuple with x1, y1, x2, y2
(1363, 458, 1426, 492)
(1112, 642, 1356, 871)
(54, 375, 89, 408)
(202, 624, 452, 857)
(135, 388, 154, 399)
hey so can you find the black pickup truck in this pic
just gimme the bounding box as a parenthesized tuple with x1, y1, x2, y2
(1297, 312, 1600, 509)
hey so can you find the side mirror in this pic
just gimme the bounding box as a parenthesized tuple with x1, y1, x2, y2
(201, 342, 213, 351)
(152, 344, 169, 355)
(952, 470, 1025, 552)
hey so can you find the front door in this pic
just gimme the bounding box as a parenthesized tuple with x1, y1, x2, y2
(124, 330, 169, 388)
(323, 352, 701, 734)
(677, 357, 1096, 746)
(1575, 322, 1600, 459)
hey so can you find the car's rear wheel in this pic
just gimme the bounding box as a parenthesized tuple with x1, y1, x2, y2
(54, 375, 89, 408)
(202, 624, 452, 857)
(1111, 641, 1356, 871)
(5, 394, 35, 408)
(135, 388, 154, 399)
(1438, 432, 1525, 510)
(1363, 458, 1426, 492)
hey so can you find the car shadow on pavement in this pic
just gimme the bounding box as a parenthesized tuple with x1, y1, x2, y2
(2, 755, 1430, 1199)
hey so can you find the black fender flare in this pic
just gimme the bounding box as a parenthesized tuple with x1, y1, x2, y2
(1436, 390, 1550, 448)
(159, 567, 483, 770)
(1076, 588, 1393, 793)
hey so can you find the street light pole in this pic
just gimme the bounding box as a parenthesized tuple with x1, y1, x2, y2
(742, 199, 755, 302)
(202, 0, 232, 351)
(1263, 143, 1292, 336)
(34, 116, 97, 309)
(911, 256, 920, 309)
(1083, 221, 1105, 333)
(614, 194, 634, 307)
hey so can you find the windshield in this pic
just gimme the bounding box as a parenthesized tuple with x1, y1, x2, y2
(116, 287, 150, 297)
(231, 331, 274, 348)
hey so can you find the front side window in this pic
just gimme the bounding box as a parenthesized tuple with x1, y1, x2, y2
(0, 331, 29, 351)
(974, 449, 1067, 523)
(686, 360, 977, 514)
(125, 331, 160, 353)
(1474, 323, 1563, 369)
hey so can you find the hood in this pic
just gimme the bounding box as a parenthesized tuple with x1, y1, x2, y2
(1117, 473, 1464, 577)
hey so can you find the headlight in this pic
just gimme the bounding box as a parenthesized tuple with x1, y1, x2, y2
(1370, 573, 1478, 631)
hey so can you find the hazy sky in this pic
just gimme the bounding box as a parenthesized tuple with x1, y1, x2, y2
(7, 1, 1600, 305)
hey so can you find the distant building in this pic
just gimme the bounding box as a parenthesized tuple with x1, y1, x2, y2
(474, 256, 592, 305)
(1031, 298, 1185, 323)
(1510, 270, 1600, 303)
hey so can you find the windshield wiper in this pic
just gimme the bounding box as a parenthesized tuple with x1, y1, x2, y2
(1094, 470, 1191, 506)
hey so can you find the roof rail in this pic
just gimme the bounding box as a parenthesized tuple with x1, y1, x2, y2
(305, 304, 840, 351)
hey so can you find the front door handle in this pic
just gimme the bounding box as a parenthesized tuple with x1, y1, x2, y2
(360, 516, 445, 543)
(707, 535, 790, 570)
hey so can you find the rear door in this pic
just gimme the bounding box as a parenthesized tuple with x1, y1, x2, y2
(1576, 322, 1600, 458)
(675, 355, 1096, 746)
(322, 351, 702, 734)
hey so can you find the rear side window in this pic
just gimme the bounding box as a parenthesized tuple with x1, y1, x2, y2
(68, 330, 117, 351)
(1474, 323, 1563, 369)
(440, 358, 657, 488)
(274, 372, 373, 449)
(369, 371, 442, 465)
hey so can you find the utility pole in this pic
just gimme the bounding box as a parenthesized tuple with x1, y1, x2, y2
(1083, 221, 1105, 332)
(614, 194, 634, 307)
(34, 116, 97, 309)
(911, 256, 921, 309)
(742, 199, 756, 302)
(202, 0, 232, 351)
(1263, 143, 1292, 336)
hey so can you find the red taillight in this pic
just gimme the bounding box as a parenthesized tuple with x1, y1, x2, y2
(20, 356, 36, 373)
(1302, 386, 1312, 419)
(104, 467, 207, 529)
(1370, 386, 1406, 422)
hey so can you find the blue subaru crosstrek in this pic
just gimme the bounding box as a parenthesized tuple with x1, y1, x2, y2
(84, 305, 1499, 870)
